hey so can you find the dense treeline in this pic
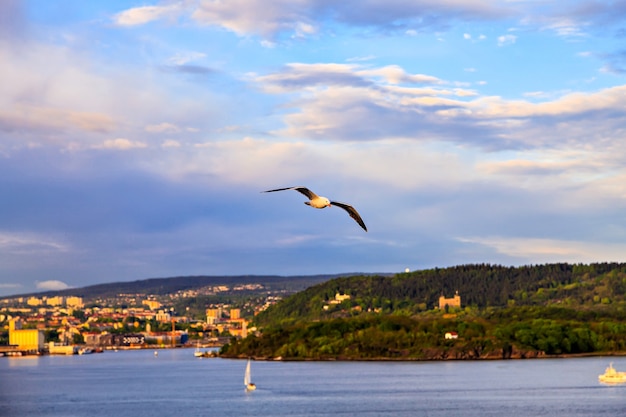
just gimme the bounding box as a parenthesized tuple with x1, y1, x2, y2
(254, 263, 626, 327)
(224, 306, 626, 360)
(224, 263, 626, 360)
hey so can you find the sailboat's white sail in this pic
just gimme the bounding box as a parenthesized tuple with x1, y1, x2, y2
(245, 358, 256, 390)
(194, 341, 203, 357)
(244, 359, 251, 385)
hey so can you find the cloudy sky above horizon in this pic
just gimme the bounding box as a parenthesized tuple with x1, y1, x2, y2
(2, 0, 626, 297)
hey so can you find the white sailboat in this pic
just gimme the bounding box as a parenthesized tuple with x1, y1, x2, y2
(194, 341, 203, 357)
(244, 358, 256, 391)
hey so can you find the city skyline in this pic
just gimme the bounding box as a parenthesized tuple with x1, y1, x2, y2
(2, 1, 626, 296)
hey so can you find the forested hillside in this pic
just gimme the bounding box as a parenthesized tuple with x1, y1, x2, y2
(253, 263, 626, 327)
(222, 263, 626, 360)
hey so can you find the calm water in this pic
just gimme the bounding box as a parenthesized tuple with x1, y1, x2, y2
(1, 349, 624, 417)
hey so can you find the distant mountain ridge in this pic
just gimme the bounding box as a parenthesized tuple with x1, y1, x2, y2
(5, 273, 383, 300)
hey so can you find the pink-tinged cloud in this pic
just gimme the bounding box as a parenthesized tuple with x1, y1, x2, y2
(36, 280, 70, 291)
(114, 4, 183, 26)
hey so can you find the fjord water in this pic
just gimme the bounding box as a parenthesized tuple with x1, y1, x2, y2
(1, 349, 624, 417)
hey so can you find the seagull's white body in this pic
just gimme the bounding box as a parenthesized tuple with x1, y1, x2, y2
(304, 195, 331, 209)
(262, 186, 367, 231)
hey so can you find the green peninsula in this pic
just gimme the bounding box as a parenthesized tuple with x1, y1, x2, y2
(221, 263, 626, 360)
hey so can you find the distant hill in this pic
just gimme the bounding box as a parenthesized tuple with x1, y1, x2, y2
(4, 273, 374, 301)
(254, 262, 626, 326)
(223, 263, 626, 360)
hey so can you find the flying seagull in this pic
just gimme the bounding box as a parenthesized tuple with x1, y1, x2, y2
(262, 186, 367, 232)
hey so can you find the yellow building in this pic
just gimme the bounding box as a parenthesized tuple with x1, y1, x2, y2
(142, 299, 161, 310)
(27, 297, 43, 306)
(46, 296, 64, 306)
(155, 310, 171, 322)
(206, 308, 222, 324)
(329, 292, 351, 305)
(9, 319, 45, 352)
(230, 308, 241, 320)
(439, 291, 461, 310)
(66, 296, 84, 309)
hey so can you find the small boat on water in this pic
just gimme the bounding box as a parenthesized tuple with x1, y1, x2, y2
(598, 363, 626, 384)
(244, 358, 256, 391)
(193, 342, 215, 357)
(194, 342, 204, 357)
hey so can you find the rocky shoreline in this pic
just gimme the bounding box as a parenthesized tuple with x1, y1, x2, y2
(225, 349, 626, 361)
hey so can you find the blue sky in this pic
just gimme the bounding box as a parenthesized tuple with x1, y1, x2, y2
(2, 0, 626, 297)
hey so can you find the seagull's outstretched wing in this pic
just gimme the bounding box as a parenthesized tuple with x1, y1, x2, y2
(331, 201, 367, 232)
(262, 186, 367, 231)
(262, 186, 318, 200)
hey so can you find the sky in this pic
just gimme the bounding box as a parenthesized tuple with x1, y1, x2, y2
(2, 0, 626, 297)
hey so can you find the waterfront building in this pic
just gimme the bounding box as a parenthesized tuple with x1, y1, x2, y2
(100, 333, 147, 347)
(48, 342, 77, 355)
(8, 319, 45, 353)
(83, 332, 103, 346)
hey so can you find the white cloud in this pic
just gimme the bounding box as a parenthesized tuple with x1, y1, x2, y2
(162, 140, 181, 148)
(541, 17, 586, 38)
(167, 51, 207, 66)
(293, 21, 317, 38)
(497, 34, 517, 46)
(36, 280, 70, 291)
(0, 232, 68, 254)
(96, 138, 148, 150)
(249, 62, 626, 168)
(153, 134, 472, 195)
(145, 123, 181, 133)
(0, 34, 218, 153)
(362, 65, 441, 85)
(114, 4, 182, 26)
(347, 55, 376, 62)
(458, 236, 626, 264)
(187, 0, 510, 39)
(109, 1, 624, 45)
(0, 283, 22, 289)
(260, 40, 277, 48)
(191, 0, 315, 39)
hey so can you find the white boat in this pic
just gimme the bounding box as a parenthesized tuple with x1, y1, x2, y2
(194, 342, 204, 357)
(598, 363, 626, 384)
(244, 358, 256, 391)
